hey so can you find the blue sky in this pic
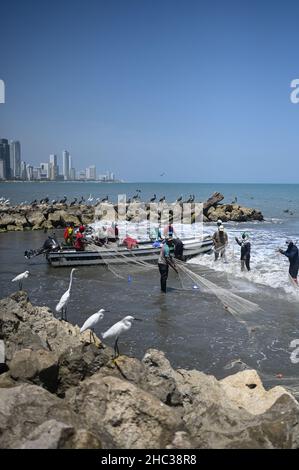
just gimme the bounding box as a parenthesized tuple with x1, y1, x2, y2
(1, 0, 299, 182)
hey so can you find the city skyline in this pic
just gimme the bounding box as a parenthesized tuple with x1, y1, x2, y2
(0, 137, 118, 182)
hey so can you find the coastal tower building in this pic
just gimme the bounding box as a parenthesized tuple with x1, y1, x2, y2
(86, 165, 96, 180)
(62, 150, 70, 180)
(40, 162, 50, 180)
(0, 138, 11, 179)
(49, 154, 59, 180)
(21, 161, 27, 180)
(9, 141, 21, 178)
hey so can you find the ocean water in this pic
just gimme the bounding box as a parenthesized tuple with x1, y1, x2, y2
(0, 182, 299, 396)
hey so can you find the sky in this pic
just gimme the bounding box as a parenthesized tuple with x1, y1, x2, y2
(1, 0, 299, 183)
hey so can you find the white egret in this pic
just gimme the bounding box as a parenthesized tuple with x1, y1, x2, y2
(11, 270, 30, 289)
(55, 268, 77, 321)
(102, 315, 142, 357)
(80, 308, 106, 342)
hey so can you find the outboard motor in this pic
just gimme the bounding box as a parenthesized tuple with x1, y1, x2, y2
(25, 235, 60, 259)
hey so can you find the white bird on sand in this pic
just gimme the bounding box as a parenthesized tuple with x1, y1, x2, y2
(11, 270, 30, 290)
(55, 268, 77, 321)
(102, 315, 142, 358)
(80, 308, 107, 342)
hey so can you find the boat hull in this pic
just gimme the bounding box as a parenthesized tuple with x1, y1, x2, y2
(46, 238, 213, 267)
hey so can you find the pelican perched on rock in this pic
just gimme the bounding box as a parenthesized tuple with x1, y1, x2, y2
(11, 270, 30, 290)
(102, 315, 142, 358)
(150, 194, 157, 203)
(55, 268, 77, 321)
(80, 309, 106, 342)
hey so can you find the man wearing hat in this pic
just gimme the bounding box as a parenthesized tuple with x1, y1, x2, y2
(279, 240, 299, 285)
(212, 224, 228, 261)
(235, 232, 251, 271)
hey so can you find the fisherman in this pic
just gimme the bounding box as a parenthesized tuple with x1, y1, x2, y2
(163, 223, 176, 238)
(235, 232, 251, 271)
(212, 225, 228, 261)
(150, 225, 162, 241)
(63, 223, 74, 246)
(279, 240, 299, 285)
(107, 222, 119, 242)
(158, 237, 178, 293)
(74, 225, 86, 251)
(173, 238, 184, 261)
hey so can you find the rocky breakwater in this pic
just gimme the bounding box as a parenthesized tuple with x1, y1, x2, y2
(0, 193, 264, 233)
(0, 291, 298, 449)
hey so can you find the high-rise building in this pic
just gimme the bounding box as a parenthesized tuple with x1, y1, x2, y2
(0, 160, 5, 179)
(21, 161, 27, 180)
(9, 141, 21, 178)
(69, 167, 76, 180)
(26, 164, 33, 181)
(49, 154, 59, 180)
(33, 167, 41, 180)
(86, 165, 96, 180)
(0, 139, 10, 179)
(62, 150, 69, 180)
(40, 163, 50, 179)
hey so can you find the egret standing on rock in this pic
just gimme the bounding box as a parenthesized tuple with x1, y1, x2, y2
(80, 309, 106, 342)
(55, 268, 77, 321)
(12, 270, 30, 290)
(102, 315, 142, 358)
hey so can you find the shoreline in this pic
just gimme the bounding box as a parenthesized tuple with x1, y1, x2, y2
(0, 290, 298, 449)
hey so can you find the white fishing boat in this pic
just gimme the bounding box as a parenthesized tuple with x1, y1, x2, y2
(45, 236, 213, 267)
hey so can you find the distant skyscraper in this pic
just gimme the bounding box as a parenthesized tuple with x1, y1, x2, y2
(86, 165, 96, 180)
(21, 161, 27, 180)
(40, 163, 50, 179)
(0, 139, 10, 179)
(0, 160, 4, 179)
(9, 141, 21, 178)
(49, 154, 58, 180)
(26, 164, 33, 181)
(69, 167, 76, 180)
(62, 150, 70, 180)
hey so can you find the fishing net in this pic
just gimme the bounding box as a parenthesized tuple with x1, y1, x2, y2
(176, 261, 260, 318)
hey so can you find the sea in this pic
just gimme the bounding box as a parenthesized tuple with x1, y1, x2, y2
(0, 182, 299, 397)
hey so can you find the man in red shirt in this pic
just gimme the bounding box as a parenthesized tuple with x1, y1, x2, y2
(74, 225, 85, 251)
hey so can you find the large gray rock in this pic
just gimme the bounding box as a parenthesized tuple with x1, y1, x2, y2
(9, 348, 59, 392)
(142, 349, 183, 406)
(0, 384, 81, 448)
(57, 342, 114, 397)
(18, 419, 101, 449)
(66, 374, 181, 448)
(174, 368, 299, 448)
(25, 211, 46, 227)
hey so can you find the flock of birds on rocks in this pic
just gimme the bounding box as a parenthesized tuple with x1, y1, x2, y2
(11, 268, 140, 358)
(0, 191, 197, 208)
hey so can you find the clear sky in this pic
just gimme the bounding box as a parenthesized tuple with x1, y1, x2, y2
(1, 0, 299, 182)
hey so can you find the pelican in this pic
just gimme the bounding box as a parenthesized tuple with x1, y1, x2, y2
(59, 196, 67, 204)
(80, 309, 106, 342)
(70, 197, 78, 206)
(102, 315, 142, 358)
(12, 270, 30, 290)
(159, 196, 166, 203)
(150, 194, 156, 202)
(55, 268, 77, 322)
